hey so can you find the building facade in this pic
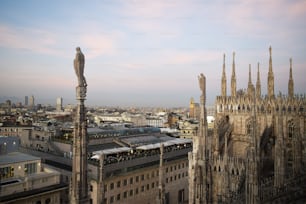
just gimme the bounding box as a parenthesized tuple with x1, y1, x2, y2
(189, 47, 306, 204)
(0, 137, 67, 204)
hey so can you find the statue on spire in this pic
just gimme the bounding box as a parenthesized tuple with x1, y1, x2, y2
(198, 73, 206, 95)
(74, 47, 87, 88)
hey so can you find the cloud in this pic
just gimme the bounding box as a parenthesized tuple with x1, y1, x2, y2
(0, 23, 122, 59)
(0, 24, 61, 56)
(163, 49, 220, 65)
(79, 33, 118, 59)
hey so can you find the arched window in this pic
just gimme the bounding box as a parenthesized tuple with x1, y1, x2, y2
(276, 105, 279, 112)
(261, 105, 265, 113)
(288, 120, 294, 139)
(246, 121, 252, 135)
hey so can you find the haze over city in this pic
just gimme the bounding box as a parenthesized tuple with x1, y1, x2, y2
(0, 0, 305, 107)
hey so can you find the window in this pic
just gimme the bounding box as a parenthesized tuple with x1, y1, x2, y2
(130, 177, 133, 184)
(288, 121, 294, 138)
(117, 181, 121, 188)
(147, 173, 150, 179)
(136, 176, 139, 182)
(0, 166, 14, 179)
(24, 162, 37, 175)
(45, 198, 51, 204)
(178, 189, 184, 203)
(129, 189, 133, 196)
(117, 194, 120, 201)
(124, 179, 127, 186)
(110, 196, 114, 203)
(141, 174, 144, 181)
(123, 191, 127, 198)
(151, 182, 155, 188)
(90, 185, 93, 192)
(135, 188, 139, 194)
(146, 184, 150, 190)
(246, 121, 252, 135)
(110, 183, 114, 190)
(141, 186, 144, 192)
(151, 171, 155, 178)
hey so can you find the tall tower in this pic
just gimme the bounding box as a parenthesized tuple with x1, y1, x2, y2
(190, 97, 195, 118)
(256, 63, 261, 99)
(288, 58, 294, 98)
(56, 97, 63, 112)
(70, 47, 89, 204)
(24, 96, 28, 107)
(247, 64, 255, 97)
(29, 95, 35, 108)
(189, 73, 209, 204)
(267, 46, 275, 98)
(221, 54, 227, 97)
(231, 52, 237, 97)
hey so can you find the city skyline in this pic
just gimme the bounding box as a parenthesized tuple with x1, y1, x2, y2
(0, 0, 306, 107)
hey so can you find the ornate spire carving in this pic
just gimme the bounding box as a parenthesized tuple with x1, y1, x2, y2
(267, 46, 275, 98)
(221, 54, 227, 97)
(231, 52, 237, 97)
(247, 64, 255, 98)
(256, 62, 261, 99)
(288, 58, 294, 98)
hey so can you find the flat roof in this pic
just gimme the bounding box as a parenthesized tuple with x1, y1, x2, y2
(0, 152, 40, 166)
(120, 134, 172, 146)
(91, 147, 132, 159)
(91, 136, 192, 159)
(136, 138, 192, 150)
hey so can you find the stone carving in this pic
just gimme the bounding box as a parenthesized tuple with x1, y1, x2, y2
(198, 73, 205, 94)
(74, 47, 87, 88)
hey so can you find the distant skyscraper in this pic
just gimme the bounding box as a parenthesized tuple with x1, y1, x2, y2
(25, 96, 28, 106)
(56, 97, 63, 111)
(29, 95, 35, 108)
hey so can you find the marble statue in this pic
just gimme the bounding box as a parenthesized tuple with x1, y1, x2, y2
(198, 73, 205, 94)
(74, 47, 87, 87)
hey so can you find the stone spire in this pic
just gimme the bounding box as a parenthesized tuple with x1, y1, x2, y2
(157, 144, 165, 204)
(256, 63, 261, 99)
(189, 73, 209, 204)
(70, 47, 90, 204)
(288, 58, 294, 98)
(267, 46, 275, 98)
(221, 54, 227, 97)
(247, 64, 255, 98)
(231, 52, 237, 97)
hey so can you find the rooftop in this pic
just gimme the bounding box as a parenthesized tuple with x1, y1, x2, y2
(0, 152, 40, 165)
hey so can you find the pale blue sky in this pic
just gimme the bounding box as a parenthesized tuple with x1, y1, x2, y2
(0, 0, 305, 107)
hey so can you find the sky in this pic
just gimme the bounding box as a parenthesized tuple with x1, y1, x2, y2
(0, 0, 305, 107)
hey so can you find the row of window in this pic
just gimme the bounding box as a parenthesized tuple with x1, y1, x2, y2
(106, 162, 188, 191)
(165, 172, 188, 183)
(165, 162, 188, 173)
(219, 104, 304, 113)
(108, 170, 159, 191)
(108, 181, 158, 203)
